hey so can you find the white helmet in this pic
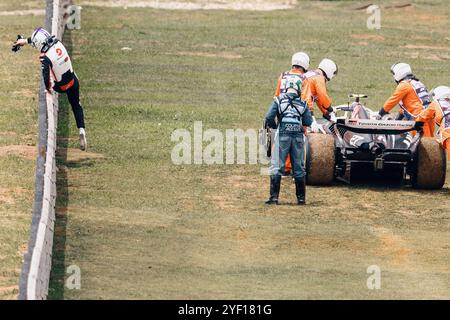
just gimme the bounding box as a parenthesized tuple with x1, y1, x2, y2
(431, 86, 450, 101)
(291, 52, 310, 71)
(390, 62, 412, 82)
(280, 74, 303, 94)
(30, 27, 51, 51)
(318, 58, 338, 81)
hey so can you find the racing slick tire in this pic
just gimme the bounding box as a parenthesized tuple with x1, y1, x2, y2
(306, 133, 335, 185)
(412, 137, 446, 189)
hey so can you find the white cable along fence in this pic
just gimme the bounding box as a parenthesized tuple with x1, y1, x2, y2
(19, 0, 72, 300)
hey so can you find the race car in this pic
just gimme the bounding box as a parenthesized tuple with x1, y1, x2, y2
(306, 94, 447, 189)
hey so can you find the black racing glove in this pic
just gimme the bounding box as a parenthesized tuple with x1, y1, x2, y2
(376, 108, 389, 120)
(414, 121, 424, 131)
(323, 106, 334, 121)
(11, 35, 23, 52)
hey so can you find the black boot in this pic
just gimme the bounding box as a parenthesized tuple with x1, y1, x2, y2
(265, 175, 281, 205)
(295, 178, 306, 205)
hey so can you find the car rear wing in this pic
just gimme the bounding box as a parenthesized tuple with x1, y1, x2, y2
(335, 119, 418, 135)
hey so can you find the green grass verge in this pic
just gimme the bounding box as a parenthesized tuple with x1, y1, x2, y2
(0, 4, 43, 299)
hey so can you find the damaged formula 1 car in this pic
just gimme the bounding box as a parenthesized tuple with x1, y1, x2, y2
(306, 94, 447, 189)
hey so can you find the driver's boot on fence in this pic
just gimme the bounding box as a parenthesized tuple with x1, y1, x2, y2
(295, 177, 306, 205)
(265, 175, 281, 205)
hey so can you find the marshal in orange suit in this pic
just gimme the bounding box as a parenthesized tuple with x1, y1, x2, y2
(416, 86, 450, 158)
(378, 63, 435, 137)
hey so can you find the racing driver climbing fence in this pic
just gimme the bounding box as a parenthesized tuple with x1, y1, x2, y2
(12, 27, 87, 151)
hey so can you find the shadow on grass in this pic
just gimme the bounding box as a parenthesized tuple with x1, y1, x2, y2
(65, 159, 97, 168)
(321, 173, 450, 195)
(333, 181, 450, 194)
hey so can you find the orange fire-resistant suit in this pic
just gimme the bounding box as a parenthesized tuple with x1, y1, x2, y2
(381, 79, 435, 137)
(416, 99, 450, 158)
(301, 70, 334, 116)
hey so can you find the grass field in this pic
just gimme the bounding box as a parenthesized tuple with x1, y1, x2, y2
(0, 6, 43, 299)
(1, 0, 450, 299)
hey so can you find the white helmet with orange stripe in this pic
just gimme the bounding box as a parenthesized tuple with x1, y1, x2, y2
(431, 86, 450, 101)
(318, 58, 338, 81)
(390, 62, 412, 82)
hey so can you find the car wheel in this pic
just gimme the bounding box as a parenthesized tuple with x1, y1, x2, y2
(306, 133, 336, 185)
(412, 137, 446, 189)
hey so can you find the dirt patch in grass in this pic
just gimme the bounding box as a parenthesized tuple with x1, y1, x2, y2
(0, 193, 14, 205)
(208, 194, 236, 210)
(0, 9, 44, 16)
(203, 174, 262, 210)
(80, 0, 296, 11)
(393, 9, 447, 29)
(413, 13, 447, 22)
(11, 88, 37, 98)
(0, 145, 36, 160)
(18, 243, 28, 255)
(370, 226, 412, 268)
(0, 131, 17, 137)
(0, 187, 29, 205)
(401, 44, 450, 51)
(352, 41, 369, 46)
(0, 285, 19, 297)
(404, 51, 450, 61)
(172, 51, 242, 59)
(199, 43, 219, 49)
(226, 175, 260, 189)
